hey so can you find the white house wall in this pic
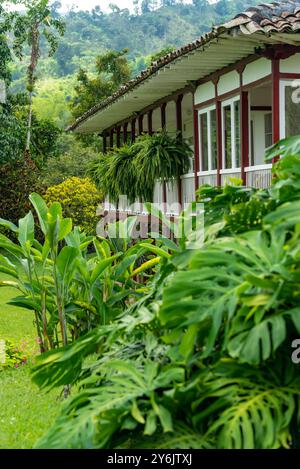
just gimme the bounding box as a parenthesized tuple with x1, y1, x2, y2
(194, 81, 215, 106)
(217, 70, 239, 95)
(243, 58, 271, 85)
(280, 53, 300, 73)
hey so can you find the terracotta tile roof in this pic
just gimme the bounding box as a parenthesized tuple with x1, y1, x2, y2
(68, 1, 300, 132)
(224, 1, 300, 34)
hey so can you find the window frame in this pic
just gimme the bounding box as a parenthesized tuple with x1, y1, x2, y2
(197, 104, 218, 176)
(221, 95, 241, 172)
(279, 79, 300, 140)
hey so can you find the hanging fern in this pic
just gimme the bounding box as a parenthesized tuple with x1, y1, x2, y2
(133, 132, 192, 201)
(88, 144, 138, 204)
(88, 132, 192, 204)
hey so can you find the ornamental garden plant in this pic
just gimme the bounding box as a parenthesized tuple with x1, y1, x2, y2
(1, 136, 300, 448)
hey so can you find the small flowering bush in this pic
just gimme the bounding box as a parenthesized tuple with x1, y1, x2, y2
(44, 177, 103, 234)
(0, 339, 27, 370)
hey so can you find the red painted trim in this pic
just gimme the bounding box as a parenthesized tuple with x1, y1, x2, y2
(147, 109, 153, 135)
(109, 129, 114, 149)
(138, 114, 144, 135)
(272, 59, 280, 163)
(123, 123, 128, 144)
(279, 72, 300, 80)
(251, 106, 272, 111)
(193, 108, 199, 192)
(240, 91, 249, 185)
(161, 102, 166, 129)
(242, 74, 272, 91)
(131, 118, 136, 143)
(194, 76, 272, 111)
(260, 44, 300, 60)
(116, 126, 121, 148)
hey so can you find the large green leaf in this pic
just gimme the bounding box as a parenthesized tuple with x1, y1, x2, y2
(56, 246, 78, 284)
(18, 211, 35, 250)
(29, 193, 49, 235)
(227, 315, 286, 365)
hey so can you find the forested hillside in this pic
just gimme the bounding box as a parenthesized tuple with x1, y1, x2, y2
(11, 0, 261, 97)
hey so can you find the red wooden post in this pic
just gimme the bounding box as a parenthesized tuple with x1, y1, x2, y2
(161, 102, 167, 130)
(214, 80, 222, 186)
(161, 103, 167, 209)
(102, 132, 107, 154)
(193, 107, 199, 192)
(138, 114, 143, 135)
(109, 128, 114, 149)
(116, 126, 121, 148)
(240, 91, 249, 185)
(131, 118, 136, 143)
(272, 58, 280, 163)
(163, 181, 167, 205)
(176, 94, 183, 135)
(123, 123, 128, 144)
(147, 110, 153, 135)
(176, 94, 183, 206)
(239, 65, 249, 186)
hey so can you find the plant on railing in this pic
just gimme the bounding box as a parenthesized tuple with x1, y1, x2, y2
(133, 132, 192, 201)
(30, 136, 300, 449)
(88, 131, 192, 204)
(88, 144, 139, 204)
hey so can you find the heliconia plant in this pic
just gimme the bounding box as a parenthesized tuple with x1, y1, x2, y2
(0, 194, 166, 352)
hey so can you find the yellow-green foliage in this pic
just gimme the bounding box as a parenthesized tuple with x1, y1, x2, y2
(44, 177, 102, 234)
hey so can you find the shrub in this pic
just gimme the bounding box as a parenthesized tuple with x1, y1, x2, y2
(41, 139, 98, 187)
(0, 158, 41, 227)
(0, 339, 27, 370)
(44, 177, 102, 235)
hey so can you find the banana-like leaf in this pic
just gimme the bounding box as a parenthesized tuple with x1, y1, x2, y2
(29, 192, 49, 235)
(0, 218, 18, 233)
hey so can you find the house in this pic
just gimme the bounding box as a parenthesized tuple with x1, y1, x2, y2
(69, 1, 300, 216)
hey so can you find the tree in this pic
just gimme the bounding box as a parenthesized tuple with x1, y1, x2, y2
(12, 0, 65, 157)
(70, 49, 131, 119)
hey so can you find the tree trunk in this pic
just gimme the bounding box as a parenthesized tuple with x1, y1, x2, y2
(25, 23, 39, 157)
(25, 91, 33, 153)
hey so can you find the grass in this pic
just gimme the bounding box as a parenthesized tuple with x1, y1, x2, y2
(0, 279, 36, 340)
(0, 274, 61, 449)
(0, 367, 61, 449)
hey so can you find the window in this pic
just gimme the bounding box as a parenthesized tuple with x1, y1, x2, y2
(198, 106, 217, 173)
(264, 113, 272, 148)
(221, 96, 241, 170)
(280, 81, 300, 138)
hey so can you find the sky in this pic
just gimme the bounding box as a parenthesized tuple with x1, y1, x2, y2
(59, 0, 135, 12)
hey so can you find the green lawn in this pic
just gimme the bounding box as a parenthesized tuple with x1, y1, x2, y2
(0, 276, 61, 449)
